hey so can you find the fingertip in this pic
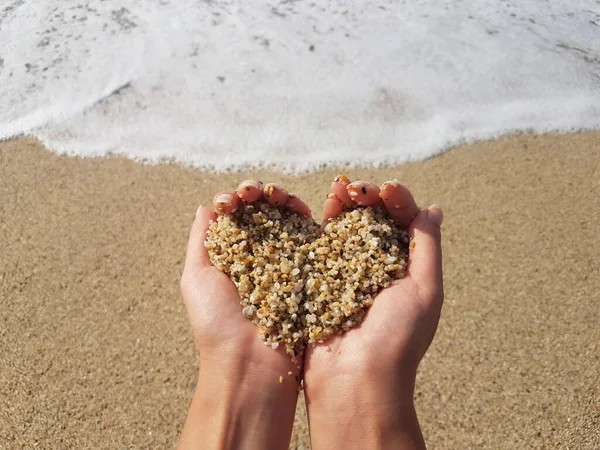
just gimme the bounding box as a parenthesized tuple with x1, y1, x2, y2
(287, 194, 312, 218)
(426, 204, 444, 227)
(237, 180, 264, 202)
(331, 174, 353, 207)
(379, 179, 399, 201)
(323, 193, 344, 222)
(213, 192, 241, 215)
(264, 183, 290, 206)
(408, 208, 441, 239)
(333, 174, 350, 183)
(380, 181, 420, 228)
(346, 181, 381, 206)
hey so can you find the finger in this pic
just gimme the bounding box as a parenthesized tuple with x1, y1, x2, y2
(323, 193, 345, 222)
(286, 194, 312, 218)
(380, 180, 420, 228)
(264, 183, 290, 206)
(331, 174, 353, 207)
(213, 191, 241, 215)
(184, 206, 218, 272)
(346, 181, 382, 206)
(237, 180, 264, 202)
(406, 205, 444, 305)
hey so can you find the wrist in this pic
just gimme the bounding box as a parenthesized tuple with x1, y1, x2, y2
(304, 364, 424, 450)
(198, 353, 300, 402)
(179, 354, 299, 450)
(306, 355, 417, 404)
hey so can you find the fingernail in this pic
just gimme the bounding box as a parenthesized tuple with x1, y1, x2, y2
(347, 181, 368, 195)
(333, 174, 350, 183)
(214, 194, 232, 206)
(239, 180, 262, 191)
(326, 193, 339, 200)
(381, 179, 399, 189)
(427, 204, 444, 226)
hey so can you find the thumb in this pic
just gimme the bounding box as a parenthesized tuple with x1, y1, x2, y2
(183, 206, 217, 276)
(406, 205, 444, 305)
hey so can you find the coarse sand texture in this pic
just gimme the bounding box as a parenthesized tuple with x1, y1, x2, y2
(205, 204, 408, 356)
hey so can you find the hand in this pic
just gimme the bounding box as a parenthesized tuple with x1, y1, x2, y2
(303, 176, 444, 450)
(178, 180, 310, 450)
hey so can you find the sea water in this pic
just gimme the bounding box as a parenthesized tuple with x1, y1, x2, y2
(1, 0, 599, 172)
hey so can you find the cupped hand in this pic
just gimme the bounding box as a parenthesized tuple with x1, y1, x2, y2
(180, 180, 310, 373)
(303, 176, 444, 450)
(178, 180, 311, 450)
(306, 176, 444, 374)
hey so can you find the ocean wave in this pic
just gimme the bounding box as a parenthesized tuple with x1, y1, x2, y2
(1, 0, 599, 172)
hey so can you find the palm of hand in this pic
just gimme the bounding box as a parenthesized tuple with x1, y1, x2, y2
(305, 177, 443, 382)
(181, 207, 299, 370)
(183, 266, 258, 350)
(305, 273, 440, 379)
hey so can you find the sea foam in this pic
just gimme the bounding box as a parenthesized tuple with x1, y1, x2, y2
(1, 0, 599, 172)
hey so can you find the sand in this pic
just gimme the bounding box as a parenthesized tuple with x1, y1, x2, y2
(1, 133, 599, 449)
(205, 204, 408, 355)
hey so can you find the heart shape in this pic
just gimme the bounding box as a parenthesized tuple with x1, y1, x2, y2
(205, 202, 409, 356)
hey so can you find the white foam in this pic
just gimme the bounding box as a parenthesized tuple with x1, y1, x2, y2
(1, 0, 599, 172)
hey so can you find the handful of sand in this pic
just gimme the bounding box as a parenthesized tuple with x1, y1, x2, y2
(205, 203, 409, 356)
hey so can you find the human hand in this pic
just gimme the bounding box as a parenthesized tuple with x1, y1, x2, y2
(178, 180, 310, 450)
(303, 176, 444, 450)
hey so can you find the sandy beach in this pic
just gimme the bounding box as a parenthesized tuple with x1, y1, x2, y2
(1, 133, 599, 449)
